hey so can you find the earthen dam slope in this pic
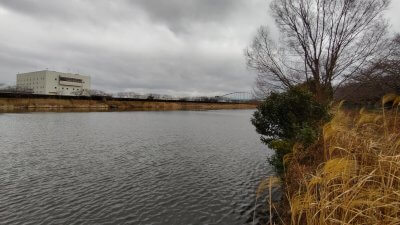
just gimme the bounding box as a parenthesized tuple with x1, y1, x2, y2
(0, 93, 258, 112)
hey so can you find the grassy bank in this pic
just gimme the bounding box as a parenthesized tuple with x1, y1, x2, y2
(0, 96, 258, 112)
(272, 96, 400, 224)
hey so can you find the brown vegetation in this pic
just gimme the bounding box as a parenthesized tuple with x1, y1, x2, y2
(335, 34, 400, 106)
(0, 97, 257, 112)
(265, 94, 400, 225)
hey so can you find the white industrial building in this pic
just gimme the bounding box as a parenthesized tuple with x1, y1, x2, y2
(16, 70, 91, 96)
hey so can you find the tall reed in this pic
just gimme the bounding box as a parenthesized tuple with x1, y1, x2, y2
(285, 94, 400, 225)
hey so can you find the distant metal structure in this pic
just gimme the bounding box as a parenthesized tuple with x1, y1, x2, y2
(215, 92, 254, 102)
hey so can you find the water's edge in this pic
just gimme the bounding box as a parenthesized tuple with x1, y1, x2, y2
(0, 110, 273, 225)
(0, 96, 257, 113)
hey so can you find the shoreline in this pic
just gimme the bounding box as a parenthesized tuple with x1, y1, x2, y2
(0, 107, 257, 113)
(0, 93, 258, 113)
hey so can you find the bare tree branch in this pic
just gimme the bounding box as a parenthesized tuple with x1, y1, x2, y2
(246, 0, 391, 102)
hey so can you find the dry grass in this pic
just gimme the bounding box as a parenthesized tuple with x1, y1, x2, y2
(255, 177, 282, 225)
(284, 94, 400, 225)
(0, 97, 257, 112)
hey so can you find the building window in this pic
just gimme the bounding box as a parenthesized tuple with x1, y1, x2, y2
(55, 87, 57, 89)
(59, 77, 83, 83)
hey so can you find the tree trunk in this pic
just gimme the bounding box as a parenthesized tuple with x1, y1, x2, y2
(314, 82, 333, 105)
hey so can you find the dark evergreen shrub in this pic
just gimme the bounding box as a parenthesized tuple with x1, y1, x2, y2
(252, 87, 330, 174)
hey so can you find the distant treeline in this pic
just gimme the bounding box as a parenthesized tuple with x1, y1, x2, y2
(335, 75, 399, 107)
(334, 35, 400, 107)
(0, 92, 256, 104)
(0, 86, 255, 103)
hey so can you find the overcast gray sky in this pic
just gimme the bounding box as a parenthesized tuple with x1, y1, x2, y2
(0, 0, 399, 96)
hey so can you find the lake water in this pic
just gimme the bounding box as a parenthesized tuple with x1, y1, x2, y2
(0, 110, 273, 225)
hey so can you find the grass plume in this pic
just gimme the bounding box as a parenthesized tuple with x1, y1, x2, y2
(279, 94, 400, 225)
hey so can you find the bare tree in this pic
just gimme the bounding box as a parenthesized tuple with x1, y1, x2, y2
(0, 85, 34, 94)
(368, 34, 400, 92)
(116, 92, 141, 98)
(87, 89, 111, 97)
(71, 89, 91, 96)
(339, 34, 400, 102)
(246, 0, 390, 102)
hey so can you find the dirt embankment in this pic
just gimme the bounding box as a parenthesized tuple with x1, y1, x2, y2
(0, 96, 258, 112)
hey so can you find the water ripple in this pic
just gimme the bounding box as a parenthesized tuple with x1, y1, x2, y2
(0, 110, 273, 225)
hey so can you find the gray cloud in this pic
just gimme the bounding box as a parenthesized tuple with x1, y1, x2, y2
(130, 0, 244, 33)
(0, 0, 398, 97)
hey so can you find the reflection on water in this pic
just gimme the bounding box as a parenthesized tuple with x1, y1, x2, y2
(0, 110, 273, 225)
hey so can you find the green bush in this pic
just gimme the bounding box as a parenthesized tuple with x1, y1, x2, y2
(267, 139, 293, 174)
(252, 87, 330, 174)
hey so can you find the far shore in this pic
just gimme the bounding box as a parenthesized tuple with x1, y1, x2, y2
(0, 93, 258, 113)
